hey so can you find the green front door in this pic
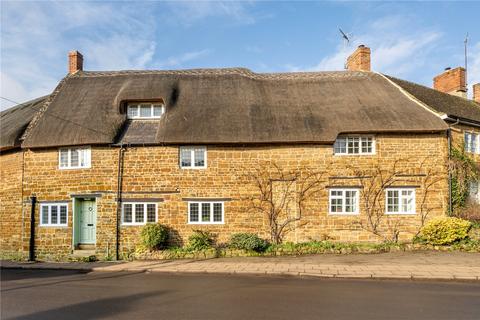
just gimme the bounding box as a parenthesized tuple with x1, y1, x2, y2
(79, 200, 96, 244)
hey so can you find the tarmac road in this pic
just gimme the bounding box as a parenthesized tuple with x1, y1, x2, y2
(1, 268, 479, 320)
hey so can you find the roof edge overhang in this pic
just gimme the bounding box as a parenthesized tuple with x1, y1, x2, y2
(441, 114, 480, 128)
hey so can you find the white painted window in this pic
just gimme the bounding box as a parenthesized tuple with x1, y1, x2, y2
(127, 103, 164, 119)
(465, 132, 479, 154)
(385, 188, 416, 214)
(329, 189, 360, 214)
(469, 181, 480, 204)
(40, 203, 68, 227)
(188, 202, 224, 224)
(334, 136, 375, 155)
(58, 147, 91, 169)
(122, 203, 157, 225)
(180, 146, 207, 169)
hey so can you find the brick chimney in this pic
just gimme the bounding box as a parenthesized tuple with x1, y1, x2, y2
(473, 83, 480, 103)
(68, 50, 83, 74)
(433, 67, 466, 98)
(346, 45, 371, 72)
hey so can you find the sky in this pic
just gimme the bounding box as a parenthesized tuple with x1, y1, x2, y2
(1, 1, 479, 110)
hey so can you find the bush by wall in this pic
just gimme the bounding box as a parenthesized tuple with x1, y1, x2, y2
(187, 230, 215, 251)
(229, 233, 268, 252)
(140, 223, 169, 250)
(418, 217, 472, 245)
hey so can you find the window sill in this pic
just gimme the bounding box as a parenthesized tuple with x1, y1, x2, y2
(188, 222, 224, 225)
(385, 212, 417, 215)
(59, 166, 91, 170)
(39, 225, 68, 228)
(328, 213, 360, 216)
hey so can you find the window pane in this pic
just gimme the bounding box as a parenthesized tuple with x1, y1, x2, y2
(189, 203, 199, 222)
(334, 138, 346, 154)
(345, 191, 357, 212)
(71, 149, 79, 167)
(361, 137, 372, 153)
(135, 204, 144, 223)
(194, 148, 205, 167)
(147, 204, 156, 222)
(124, 204, 132, 223)
(51, 206, 58, 224)
(140, 104, 151, 117)
(60, 205, 67, 224)
(201, 203, 211, 222)
(127, 105, 138, 118)
(153, 105, 164, 117)
(41, 206, 49, 224)
(213, 203, 222, 222)
(180, 148, 192, 167)
(60, 150, 68, 167)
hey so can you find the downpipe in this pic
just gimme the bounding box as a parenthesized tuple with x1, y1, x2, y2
(29, 195, 37, 261)
(115, 146, 125, 260)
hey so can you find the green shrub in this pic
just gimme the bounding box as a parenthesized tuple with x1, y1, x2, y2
(188, 230, 215, 251)
(229, 233, 268, 252)
(419, 217, 472, 245)
(140, 223, 168, 250)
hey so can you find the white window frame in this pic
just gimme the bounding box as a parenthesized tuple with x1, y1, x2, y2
(121, 202, 158, 226)
(469, 181, 480, 204)
(334, 135, 376, 155)
(40, 203, 69, 227)
(187, 201, 224, 224)
(127, 102, 165, 119)
(464, 132, 479, 154)
(58, 147, 91, 169)
(179, 146, 207, 169)
(385, 188, 416, 215)
(328, 189, 360, 215)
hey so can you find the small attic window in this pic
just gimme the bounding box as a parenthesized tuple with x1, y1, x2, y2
(127, 102, 164, 119)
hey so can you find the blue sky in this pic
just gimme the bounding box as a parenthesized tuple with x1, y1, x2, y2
(1, 1, 479, 110)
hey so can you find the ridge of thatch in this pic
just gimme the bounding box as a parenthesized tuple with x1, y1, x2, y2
(19, 68, 448, 148)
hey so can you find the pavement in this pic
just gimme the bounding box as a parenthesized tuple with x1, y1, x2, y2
(2, 251, 480, 280)
(2, 269, 480, 320)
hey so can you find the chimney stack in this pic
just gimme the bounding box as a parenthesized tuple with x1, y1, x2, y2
(433, 67, 466, 98)
(68, 50, 83, 74)
(346, 45, 371, 72)
(473, 83, 480, 103)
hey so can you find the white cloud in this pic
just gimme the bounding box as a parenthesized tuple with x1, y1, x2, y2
(287, 15, 443, 78)
(155, 49, 212, 69)
(166, 1, 256, 26)
(468, 41, 480, 98)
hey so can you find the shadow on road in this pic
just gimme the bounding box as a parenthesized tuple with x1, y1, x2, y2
(6, 290, 166, 320)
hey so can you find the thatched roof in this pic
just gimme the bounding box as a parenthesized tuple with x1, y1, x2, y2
(0, 96, 48, 151)
(18, 69, 447, 148)
(386, 75, 480, 124)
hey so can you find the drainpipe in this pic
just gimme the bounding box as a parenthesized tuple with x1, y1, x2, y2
(448, 118, 460, 215)
(29, 195, 37, 261)
(115, 146, 125, 260)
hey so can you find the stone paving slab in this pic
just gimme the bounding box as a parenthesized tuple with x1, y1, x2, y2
(2, 251, 479, 281)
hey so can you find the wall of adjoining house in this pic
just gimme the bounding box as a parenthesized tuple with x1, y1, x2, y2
(0, 133, 449, 260)
(451, 123, 480, 163)
(0, 150, 25, 259)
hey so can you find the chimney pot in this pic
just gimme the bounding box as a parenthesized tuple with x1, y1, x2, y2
(68, 50, 83, 74)
(433, 67, 466, 98)
(473, 83, 480, 103)
(346, 45, 371, 72)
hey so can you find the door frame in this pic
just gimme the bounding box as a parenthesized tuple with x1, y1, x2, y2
(72, 197, 97, 248)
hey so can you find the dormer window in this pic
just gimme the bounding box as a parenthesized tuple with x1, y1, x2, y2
(334, 136, 375, 155)
(127, 103, 164, 119)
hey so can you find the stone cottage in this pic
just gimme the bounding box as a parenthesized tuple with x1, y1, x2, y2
(1, 46, 478, 260)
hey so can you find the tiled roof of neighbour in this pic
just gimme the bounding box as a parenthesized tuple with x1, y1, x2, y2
(18, 68, 447, 148)
(386, 75, 480, 123)
(0, 96, 49, 151)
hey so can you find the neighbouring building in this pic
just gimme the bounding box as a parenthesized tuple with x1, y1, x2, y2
(1, 45, 478, 261)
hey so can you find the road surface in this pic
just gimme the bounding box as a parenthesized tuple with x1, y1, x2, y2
(1, 269, 479, 320)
